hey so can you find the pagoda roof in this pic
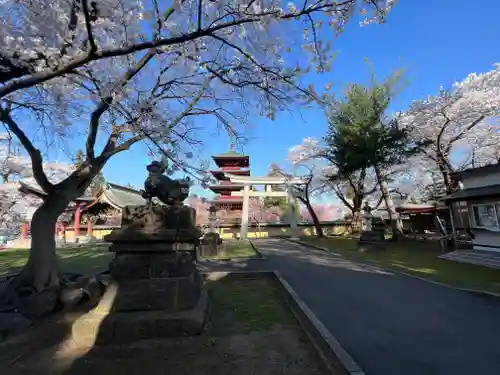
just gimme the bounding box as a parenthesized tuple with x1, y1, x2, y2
(212, 150, 248, 159)
(209, 184, 245, 192)
(210, 169, 250, 180)
(211, 197, 244, 204)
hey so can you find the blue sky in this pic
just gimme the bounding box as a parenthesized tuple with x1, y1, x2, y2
(98, 0, 500, 197)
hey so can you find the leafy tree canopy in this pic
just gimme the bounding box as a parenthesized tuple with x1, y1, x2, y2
(324, 68, 428, 175)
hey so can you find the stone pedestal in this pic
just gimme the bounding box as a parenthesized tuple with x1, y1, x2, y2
(359, 217, 386, 251)
(199, 232, 223, 258)
(91, 204, 208, 343)
(359, 230, 385, 242)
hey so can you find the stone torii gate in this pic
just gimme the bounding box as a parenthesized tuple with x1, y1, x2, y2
(225, 174, 307, 239)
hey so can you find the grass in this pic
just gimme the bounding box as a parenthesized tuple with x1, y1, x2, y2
(202, 239, 258, 260)
(0, 239, 259, 277)
(301, 236, 500, 295)
(0, 246, 112, 276)
(206, 277, 296, 335)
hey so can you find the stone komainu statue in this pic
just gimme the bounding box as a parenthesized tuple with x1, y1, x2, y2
(142, 159, 191, 206)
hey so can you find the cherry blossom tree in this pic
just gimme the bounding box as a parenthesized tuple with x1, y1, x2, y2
(285, 146, 330, 236)
(0, 0, 396, 309)
(288, 137, 379, 232)
(249, 197, 265, 223)
(0, 133, 33, 183)
(0, 183, 38, 235)
(399, 64, 500, 193)
(299, 203, 345, 221)
(0, 137, 75, 232)
(185, 194, 210, 225)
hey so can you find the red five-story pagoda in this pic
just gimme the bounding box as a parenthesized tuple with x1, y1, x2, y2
(209, 145, 250, 225)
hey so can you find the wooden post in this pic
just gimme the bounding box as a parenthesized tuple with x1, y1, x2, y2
(61, 223, 67, 242)
(240, 185, 250, 239)
(287, 186, 299, 239)
(448, 203, 458, 251)
(74, 203, 81, 237)
(87, 221, 93, 237)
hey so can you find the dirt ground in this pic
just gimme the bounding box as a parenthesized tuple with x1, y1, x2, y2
(1, 278, 330, 375)
(3, 327, 328, 375)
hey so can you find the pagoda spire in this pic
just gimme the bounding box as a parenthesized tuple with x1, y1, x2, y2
(228, 129, 236, 152)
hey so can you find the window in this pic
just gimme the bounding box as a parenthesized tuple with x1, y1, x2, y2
(472, 204, 500, 228)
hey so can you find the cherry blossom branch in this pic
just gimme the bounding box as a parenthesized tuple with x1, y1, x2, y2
(0, 104, 53, 193)
(332, 186, 353, 210)
(81, 0, 98, 53)
(444, 115, 485, 155)
(0, 1, 362, 99)
(197, 0, 203, 31)
(99, 74, 215, 164)
(86, 49, 156, 161)
(209, 34, 318, 101)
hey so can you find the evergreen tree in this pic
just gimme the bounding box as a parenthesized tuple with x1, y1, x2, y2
(324, 69, 429, 239)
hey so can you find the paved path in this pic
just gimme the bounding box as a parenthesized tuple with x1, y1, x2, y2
(251, 238, 500, 375)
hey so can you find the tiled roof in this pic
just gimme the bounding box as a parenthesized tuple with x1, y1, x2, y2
(452, 163, 500, 179)
(212, 150, 248, 158)
(441, 184, 500, 201)
(101, 183, 148, 208)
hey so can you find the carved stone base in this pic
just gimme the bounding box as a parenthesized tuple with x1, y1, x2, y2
(111, 273, 203, 312)
(109, 251, 196, 279)
(201, 232, 223, 245)
(93, 203, 207, 342)
(359, 230, 385, 243)
(359, 230, 385, 252)
(72, 286, 208, 344)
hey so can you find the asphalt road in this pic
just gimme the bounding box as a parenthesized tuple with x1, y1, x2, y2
(251, 238, 500, 375)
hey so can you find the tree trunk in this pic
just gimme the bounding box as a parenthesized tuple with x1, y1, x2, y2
(374, 165, 403, 240)
(351, 208, 362, 234)
(298, 196, 324, 237)
(17, 195, 72, 293)
(436, 154, 457, 194)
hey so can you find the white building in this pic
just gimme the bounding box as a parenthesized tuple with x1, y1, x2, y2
(443, 164, 500, 253)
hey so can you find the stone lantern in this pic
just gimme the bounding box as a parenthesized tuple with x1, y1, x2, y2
(362, 202, 373, 232)
(208, 205, 217, 234)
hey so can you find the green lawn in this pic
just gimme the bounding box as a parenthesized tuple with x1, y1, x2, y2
(202, 240, 258, 260)
(206, 277, 295, 335)
(0, 246, 113, 276)
(301, 236, 500, 295)
(0, 240, 259, 277)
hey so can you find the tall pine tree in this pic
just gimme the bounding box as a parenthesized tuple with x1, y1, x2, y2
(324, 69, 429, 239)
